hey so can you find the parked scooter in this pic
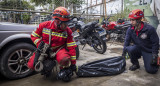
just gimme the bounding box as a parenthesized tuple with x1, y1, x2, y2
(69, 12, 107, 54)
(101, 16, 131, 43)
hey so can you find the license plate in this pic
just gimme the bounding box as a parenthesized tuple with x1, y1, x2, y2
(98, 30, 106, 36)
(76, 41, 81, 45)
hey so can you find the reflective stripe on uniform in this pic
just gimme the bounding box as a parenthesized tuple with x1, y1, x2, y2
(31, 31, 41, 38)
(71, 56, 76, 60)
(34, 39, 41, 45)
(42, 28, 68, 38)
(67, 42, 76, 47)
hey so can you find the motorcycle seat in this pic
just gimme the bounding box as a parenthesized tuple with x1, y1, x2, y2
(81, 21, 97, 30)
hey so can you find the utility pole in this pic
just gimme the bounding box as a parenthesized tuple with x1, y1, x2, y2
(104, 0, 107, 18)
(121, 0, 123, 12)
(20, 0, 23, 23)
(87, 0, 88, 20)
(64, 0, 65, 7)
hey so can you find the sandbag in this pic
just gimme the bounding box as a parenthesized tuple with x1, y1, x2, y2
(76, 56, 126, 77)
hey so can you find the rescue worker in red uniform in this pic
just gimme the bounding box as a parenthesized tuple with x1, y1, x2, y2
(122, 9, 159, 74)
(30, 7, 77, 80)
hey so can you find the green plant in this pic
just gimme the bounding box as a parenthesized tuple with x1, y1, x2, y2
(107, 8, 131, 22)
(22, 13, 30, 24)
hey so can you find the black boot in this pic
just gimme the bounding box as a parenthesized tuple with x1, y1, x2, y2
(129, 64, 140, 71)
(40, 59, 56, 77)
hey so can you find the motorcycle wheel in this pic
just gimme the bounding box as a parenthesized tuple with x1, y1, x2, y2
(92, 35, 107, 54)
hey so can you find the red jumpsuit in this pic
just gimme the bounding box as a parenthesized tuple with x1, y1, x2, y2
(29, 20, 77, 69)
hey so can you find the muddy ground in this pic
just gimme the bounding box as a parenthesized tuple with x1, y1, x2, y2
(0, 43, 160, 86)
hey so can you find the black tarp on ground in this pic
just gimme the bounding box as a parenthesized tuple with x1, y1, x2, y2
(76, 56, 126, 77)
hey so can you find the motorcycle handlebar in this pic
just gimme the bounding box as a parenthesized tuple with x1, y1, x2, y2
(70, 16, 85, 21)
(70, 11, 85, 21)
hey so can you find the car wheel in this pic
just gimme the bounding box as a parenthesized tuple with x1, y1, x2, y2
(0, 43, 36, 79)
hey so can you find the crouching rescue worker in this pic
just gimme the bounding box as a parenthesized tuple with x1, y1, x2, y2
(27, 7, 77, 81)
(122, 9, 159, 74)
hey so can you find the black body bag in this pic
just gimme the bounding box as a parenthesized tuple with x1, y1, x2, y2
(76, 56, 126, 77)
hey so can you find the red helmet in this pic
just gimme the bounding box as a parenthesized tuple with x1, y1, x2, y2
(128, 9, 144, 19)
(53, 7, 70, 21)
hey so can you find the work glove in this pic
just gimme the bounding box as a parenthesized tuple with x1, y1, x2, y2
(34, 41, 45, 66)
(36, 41, 50, 54)
(151, 54, 158, 66)
(70, 64, 78, 72)
(122, 51, 130, 59)
(37, 41, 45, 52)
(57, 68, 73, 82)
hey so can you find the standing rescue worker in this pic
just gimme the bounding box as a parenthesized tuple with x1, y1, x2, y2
(30, 7, 77, 80)
(122, 9, 159, 74)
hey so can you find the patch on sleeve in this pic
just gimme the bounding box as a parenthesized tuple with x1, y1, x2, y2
(140, 33, 147, 39)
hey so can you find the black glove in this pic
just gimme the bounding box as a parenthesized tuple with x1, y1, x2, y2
(34, 41, 45, 66)
(70, 64, 77, 72)
(151, 54, 158, 66)
(37, 41, 45, 52)
(57, 68, 73, 82)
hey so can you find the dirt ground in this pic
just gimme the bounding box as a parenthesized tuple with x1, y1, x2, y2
(0, 43, 160, 86)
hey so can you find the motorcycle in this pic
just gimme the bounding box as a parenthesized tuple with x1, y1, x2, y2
(68, 13, 107, 54)
(101, 16, 131, 43)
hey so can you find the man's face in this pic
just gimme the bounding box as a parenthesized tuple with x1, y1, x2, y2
(60, 22, 67, 30)
(54, 19, 68, 30)
(130, 19, 137, 26)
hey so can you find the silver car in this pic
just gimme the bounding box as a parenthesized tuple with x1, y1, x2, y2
(0, 22, 36, 79)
